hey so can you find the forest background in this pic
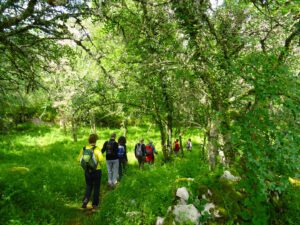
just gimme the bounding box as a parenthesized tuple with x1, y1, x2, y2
(0, 0, 299, 224)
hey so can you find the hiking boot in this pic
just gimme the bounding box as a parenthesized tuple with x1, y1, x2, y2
(82, 198, 88, 208)
(81, 202, 87, 209)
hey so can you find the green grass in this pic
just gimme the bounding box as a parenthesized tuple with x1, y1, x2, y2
(0, 124, 207, 225)
(0, 124, 299, 225)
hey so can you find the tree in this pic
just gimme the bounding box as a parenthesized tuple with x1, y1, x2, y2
(0, 0, 99, 93)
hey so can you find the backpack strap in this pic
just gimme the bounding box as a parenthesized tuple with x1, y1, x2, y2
(91, 145, 97, 165)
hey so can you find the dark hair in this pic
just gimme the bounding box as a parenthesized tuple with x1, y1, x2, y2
(118, 136, 126, 145)
(89, 134, 98, 144)
(111, 133, 116, 139)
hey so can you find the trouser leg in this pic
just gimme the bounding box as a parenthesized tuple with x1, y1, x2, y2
(92, 170, 101, 206)
(112, 159, 119, 185)
(106, 160, 113, 185)
(83, 171, 93, 204)
(118, 159, 122, 179)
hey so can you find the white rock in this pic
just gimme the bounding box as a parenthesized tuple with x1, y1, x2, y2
(213, 209, 221, 218)
(173, 204, 200, 225)
(201, 203, 215, 215)
(218, 150, 224, 157)
(176, 187, 189, 201)
(221, 170, 240, 182)
(156, 217, 165, 225)
(207, 189, 212, 196)
(177, 198, 187, 205)
(218, 150, 226, 165)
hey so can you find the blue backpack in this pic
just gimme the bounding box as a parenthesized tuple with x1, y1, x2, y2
(118, 145, 125, 158)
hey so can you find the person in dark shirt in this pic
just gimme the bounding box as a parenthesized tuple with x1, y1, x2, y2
(102, 133, 119, 188)
(134, 138, 146, 169)
(117, 136, 128, 180)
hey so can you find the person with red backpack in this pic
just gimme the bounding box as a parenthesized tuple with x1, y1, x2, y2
(174, 139, 180, 156)
(145, 140, 158, 164)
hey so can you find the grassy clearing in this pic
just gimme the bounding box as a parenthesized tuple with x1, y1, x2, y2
(0, 124, 299, 225)
(0, 124, 206, 225)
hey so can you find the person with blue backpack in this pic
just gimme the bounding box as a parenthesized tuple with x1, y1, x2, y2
(102, 133, 119, 188)
(117, 136, 128, 180)
(79, 134, 104, 210)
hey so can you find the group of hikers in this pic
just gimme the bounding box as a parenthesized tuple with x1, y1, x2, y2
(78, 133, 193, 210)
(173, 138, 192, 155)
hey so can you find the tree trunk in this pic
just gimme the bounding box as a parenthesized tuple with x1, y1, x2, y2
(71, 118, 77, 142)
(222, 131, 233, 166)
(179, 132, 184, 158)
(167, 125, 172, 154)
(159, 122, 168, 161)
(59, 110, 67, 135)
(207, 117, 220, 170)
(90, 111, 96, 134)
(202, 130, 207, 160)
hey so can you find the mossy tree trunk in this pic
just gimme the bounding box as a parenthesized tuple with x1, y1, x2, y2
(207, 116, 221, 170)
(71, 117, 77, 142)
(179, 132, 184, 158)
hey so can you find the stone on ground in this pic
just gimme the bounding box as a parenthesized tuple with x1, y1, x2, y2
(221, 170, 240, 182)
(156, 217, 165, 225)
(176, 187, 189, 201)
(173, 204, 200, 225)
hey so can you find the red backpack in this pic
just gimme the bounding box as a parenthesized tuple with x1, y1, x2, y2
(145, 145, 153, 156)
(174, 142, 180, 151)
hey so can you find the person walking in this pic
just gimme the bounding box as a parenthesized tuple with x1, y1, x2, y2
(117, 135, 128, 180)
(174, 139, 180, 156)
(186, 138, 192, 151)
(102, 133, 119, 188)
(145, 140, 158, 164)
(134, 138, 146, 169)
(79, 134, 104, 210)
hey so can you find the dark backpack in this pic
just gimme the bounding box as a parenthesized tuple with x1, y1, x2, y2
(106, 140, 115, 157)
(145, 145, 153, 156)
(118, 145, 125, 158)
(80, 146, 97, 171)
